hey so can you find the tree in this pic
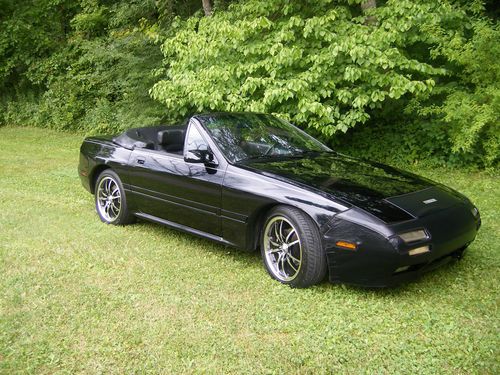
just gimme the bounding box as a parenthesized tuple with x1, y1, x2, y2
(361, 0, 376, 25)
(150, 0, 499, 167)
(202, 0, 212, 16)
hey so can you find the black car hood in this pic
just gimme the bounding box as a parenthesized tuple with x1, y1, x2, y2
(239, 153, 445, 223)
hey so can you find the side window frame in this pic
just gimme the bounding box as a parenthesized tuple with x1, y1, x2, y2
(183, 120, 221, 167)
(184, 121, 209, 156)
(186, 118, 229, 170)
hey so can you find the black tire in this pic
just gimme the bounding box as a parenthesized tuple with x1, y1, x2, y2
(94, 169, 135, 225)
(260, 205, 327, 288)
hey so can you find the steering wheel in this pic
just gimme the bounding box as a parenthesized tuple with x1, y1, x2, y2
(263, 142, 279, 156)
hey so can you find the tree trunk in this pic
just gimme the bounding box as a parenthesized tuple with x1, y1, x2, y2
(361, 0, 376, 12)
(361, 0, 377, 25)
(202, 0, 212, 16)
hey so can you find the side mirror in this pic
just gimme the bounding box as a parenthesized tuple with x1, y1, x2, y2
(185, 149, 218, 167)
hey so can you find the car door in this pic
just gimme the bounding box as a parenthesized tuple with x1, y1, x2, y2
(127, 120, 225, 236)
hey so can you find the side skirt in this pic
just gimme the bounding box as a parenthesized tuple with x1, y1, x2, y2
(134, 212, 237, 248)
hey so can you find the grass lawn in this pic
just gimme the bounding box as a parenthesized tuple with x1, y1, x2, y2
(0, 126, 498, 374)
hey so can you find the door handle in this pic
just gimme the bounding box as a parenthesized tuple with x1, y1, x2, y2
(136, 157, 145, 165)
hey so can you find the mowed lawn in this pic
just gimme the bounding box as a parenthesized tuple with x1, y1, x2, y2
(0, 126, 498, 374)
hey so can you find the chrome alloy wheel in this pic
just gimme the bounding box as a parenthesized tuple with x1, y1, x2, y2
(263, 216, 302, 282)
(96, 176, 121, 222)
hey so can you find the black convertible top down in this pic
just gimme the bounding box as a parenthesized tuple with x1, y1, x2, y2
(78, 112, 481, 287)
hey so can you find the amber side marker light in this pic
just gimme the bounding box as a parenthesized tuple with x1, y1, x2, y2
(336, 241, 357, 250)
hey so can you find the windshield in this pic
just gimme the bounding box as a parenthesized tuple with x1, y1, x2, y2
(197, 113, 331, 163)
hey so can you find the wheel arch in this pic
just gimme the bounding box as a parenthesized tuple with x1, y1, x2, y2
(246, 202, 321, 252)
(89, 164, 112, 194)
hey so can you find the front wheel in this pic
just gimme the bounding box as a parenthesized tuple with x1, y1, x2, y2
(261, 206, 327, 288)
(95, 170, 135, 225)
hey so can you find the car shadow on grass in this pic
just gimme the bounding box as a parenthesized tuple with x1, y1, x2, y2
(133, 218, 468, 296)
(133, 219, 261, 263)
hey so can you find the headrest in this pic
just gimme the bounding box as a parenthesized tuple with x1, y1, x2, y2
(158, 129, 185, 145)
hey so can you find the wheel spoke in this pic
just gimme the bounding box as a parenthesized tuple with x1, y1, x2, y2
(287, 239, 300, 247)
(287, 257, 298, 272)
(288, 253, 300, 264)
(273, 222, 281, 243)
(285, 228, 296, 243)
(277, 253, 286, 276)
(278, 220, 285, 242)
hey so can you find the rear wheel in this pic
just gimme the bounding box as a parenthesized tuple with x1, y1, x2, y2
(261, 206, 327, 288)
(95, 170, 134, 225)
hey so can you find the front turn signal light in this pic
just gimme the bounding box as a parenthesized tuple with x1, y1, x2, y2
(336, 241, 357, 250)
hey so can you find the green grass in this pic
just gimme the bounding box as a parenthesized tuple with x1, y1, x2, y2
(0, 126, 498, 374)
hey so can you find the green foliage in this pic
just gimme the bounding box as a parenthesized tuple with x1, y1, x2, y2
(151, 0, 438, 133)
(0, 0, 77, 88)
(151, 0, 499, 167)
(0, 0, 498, 167)
(332, 120, 456, 167)
(411, 19, 500, 167)
(333, 14, 500, 168)
(34, 30, 166, 133)
(0, 0, 170, 134)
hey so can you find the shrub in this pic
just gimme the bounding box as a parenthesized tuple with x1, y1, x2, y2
(151, 0, 499, 167)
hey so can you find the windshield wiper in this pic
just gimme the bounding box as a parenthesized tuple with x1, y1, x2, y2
(290, 150, 326, 156)
(238, 150, 331, 163)
(237, 154, 276, 162)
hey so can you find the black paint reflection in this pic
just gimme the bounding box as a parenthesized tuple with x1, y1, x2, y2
(240, 153, 432, 222)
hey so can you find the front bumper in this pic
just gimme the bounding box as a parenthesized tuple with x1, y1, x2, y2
(323, 204, 480, 287)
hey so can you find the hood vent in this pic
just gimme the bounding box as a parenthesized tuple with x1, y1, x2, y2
(385, 186, 462, 218)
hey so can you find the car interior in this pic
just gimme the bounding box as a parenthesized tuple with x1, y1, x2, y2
(114, 123, 272, 160)
(113, 124, 187, 155)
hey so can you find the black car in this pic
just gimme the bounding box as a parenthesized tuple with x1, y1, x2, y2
(78, 112, 481, 287)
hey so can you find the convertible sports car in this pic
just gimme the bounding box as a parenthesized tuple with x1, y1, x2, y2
(78, 112, 481, 287)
